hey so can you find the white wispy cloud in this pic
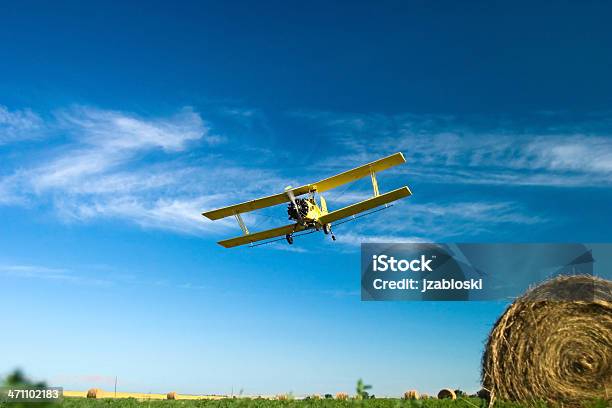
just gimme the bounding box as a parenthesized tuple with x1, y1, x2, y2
(0, 105, 556, 245)
(0, 105, 45, 144)
(55, 195, 234, 234)
(33, 106, 217, 190)
(0, 264, 111, 286)
(0, 262, 213, 291)
(0, 104, 316, 238)
(57, 106, 218, 150)
(0, 172, 27, 205)
(330, 200, 545, 248)
(521, 136, 612, 173)
(404, 202, 545, 231)
(332, 232, 426, 247)
(296, 111, 612, 187)
(0, 105, 252, 234)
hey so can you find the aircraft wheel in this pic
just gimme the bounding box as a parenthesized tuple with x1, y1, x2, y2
(323, 224, 331, 235)
(285, 234, 294, 245)
(331, 234, 336, 241)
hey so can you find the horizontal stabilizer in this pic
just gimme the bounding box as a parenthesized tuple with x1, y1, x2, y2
(318, 186, 412, 225)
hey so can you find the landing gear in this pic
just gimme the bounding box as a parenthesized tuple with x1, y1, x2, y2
(285, 234, 294, 245)
(323, 224, 336, 241)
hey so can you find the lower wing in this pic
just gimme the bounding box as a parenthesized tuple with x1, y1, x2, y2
(218, 186, 411, 248)
(218, 223, 305, 248)
(318, 186, 412, 225)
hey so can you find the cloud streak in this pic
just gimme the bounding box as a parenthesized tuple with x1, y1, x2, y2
(34, 106, 216, 190)
(0, 105, 319, 237)
(0, 264, 112, 286)
(331, 200, 545, 248)
(0, 105, 249, 234)
(0, 105, 559, 244)
(297, 111, 612, 187)
(0, 263, 214, 292)
(0, 105, 45, 144)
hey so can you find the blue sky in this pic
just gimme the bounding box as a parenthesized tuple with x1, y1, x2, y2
(1, 0, 611, 397)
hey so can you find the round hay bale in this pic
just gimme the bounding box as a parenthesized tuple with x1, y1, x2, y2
(403, 390, 419, 400)
(419, 393, 429, 400)
(86, 388, 102, 399)
(166, 392, 177, 400)
(335, 392, 348, 400)
(437, 389, 456, 399)
(476, 388, 490, 401)
(482, 275, 612, 407)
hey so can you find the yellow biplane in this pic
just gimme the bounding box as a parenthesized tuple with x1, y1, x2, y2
(202, 152, 411, 248)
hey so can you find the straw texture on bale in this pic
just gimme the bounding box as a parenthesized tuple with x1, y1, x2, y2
(403, 390, 419, 400)
(166, 392, 177, 400)
(437, 389, 456, 400)
(482, 275, 612, 407)
(86, 388, 102, 399)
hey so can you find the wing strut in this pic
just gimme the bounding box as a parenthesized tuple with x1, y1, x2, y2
(370, 169, 380, 197)
(234, 213, 249, 235)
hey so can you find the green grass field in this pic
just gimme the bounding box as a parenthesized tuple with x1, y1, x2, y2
(44, 397, 608, 408)
(2, 372, 608, 408)
(51, 399, 504, 408)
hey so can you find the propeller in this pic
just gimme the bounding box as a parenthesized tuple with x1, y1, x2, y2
(285, 186, 302, 222)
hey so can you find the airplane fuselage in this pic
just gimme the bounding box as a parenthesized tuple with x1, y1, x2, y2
(287, 197, 327, 224)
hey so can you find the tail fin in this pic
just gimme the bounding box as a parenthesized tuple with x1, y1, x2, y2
(319, 195, 328, 214)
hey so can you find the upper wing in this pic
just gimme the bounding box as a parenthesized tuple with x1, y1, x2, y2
(218, 223, 306, 248)
(202, 189, 309, 220)
(202, 152, 406, 220)
(318, 186, 412, 225)
(309, 152, 406, 193)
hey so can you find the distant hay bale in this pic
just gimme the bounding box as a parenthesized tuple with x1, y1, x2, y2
(86, 388, 102, 399)
(419, 393, 429, 400)
(311, 394, 321, 400)
(335, 392, 348, 400)
(166, 392, 177, 400)
(276, 394, 288, 400)
(403, 390, 419, 400)
(476, 388, 490, 401)
(437, 389, 456, 400)
(482, 275, 612, 407)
